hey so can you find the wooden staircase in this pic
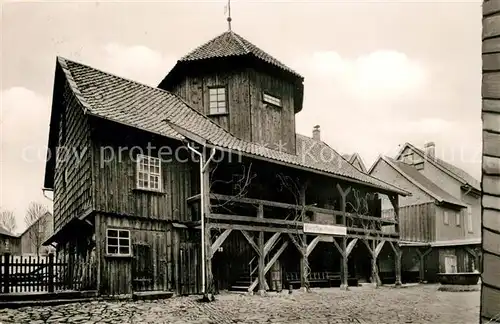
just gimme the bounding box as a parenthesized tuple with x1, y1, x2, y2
(229, 270, 256, 292)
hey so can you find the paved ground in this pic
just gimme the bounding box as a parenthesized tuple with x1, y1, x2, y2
(0, 284, 479, 324)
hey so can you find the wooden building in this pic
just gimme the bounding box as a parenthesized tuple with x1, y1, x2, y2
(20, 212, 54, 256)
(42, 30, 408, 296)
(482, 1, 500, 322)
(369, 142, 481, 283)
(0, 226, 21, 255)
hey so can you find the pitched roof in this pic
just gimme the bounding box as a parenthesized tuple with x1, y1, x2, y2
(0, 226, 16, 238)
(380, 156, 466, 207)
(52, 57, 407, 196)
(397, 143, 480, 191)
(179, 31, 303, 79)
(342, 153, 367, 173)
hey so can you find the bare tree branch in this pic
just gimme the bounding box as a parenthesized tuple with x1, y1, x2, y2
(24, 202, 50, 255)
(0, 209, 16, 233)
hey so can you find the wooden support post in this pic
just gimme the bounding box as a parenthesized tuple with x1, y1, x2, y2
(394, 244, 402, 287)
(299, 183, 310, 292)
(337, 183, 351, 290)
(389, 195, 400, 235)
(371, 240, 382, 287)
(203, 163, 214, 297)
(341, 238, 349, 290)
(415, 247, 432, 283)
(257, 204, 266, 296)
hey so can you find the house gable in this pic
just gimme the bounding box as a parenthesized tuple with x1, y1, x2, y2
(369, 156, 435, 209)
(396, 143, 480, 193)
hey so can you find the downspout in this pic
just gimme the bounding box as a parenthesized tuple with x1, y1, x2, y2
(186, 143, 216, 295)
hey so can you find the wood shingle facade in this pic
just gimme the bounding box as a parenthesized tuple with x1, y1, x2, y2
(43, 30, 408, 296)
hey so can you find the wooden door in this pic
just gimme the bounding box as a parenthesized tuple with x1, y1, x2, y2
(178, 242, 201, 295)
(132, 236, 167, 292)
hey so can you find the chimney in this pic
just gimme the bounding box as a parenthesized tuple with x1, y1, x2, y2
(312, 125, 321, 141)
(424, 141, 435, 158)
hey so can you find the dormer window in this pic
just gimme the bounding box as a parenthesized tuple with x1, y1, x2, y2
(209, 87, 227, 114)
(263, 92, 281, 107)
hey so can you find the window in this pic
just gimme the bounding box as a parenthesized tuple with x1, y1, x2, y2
(106, 229, 131, 256)
(209, 87, 227, 114)
(402, 152, 414, 164)
(467, 205, 473, 233)
(444, 255, 457, 274)
(263, 92, 282, 107)
(455, 212, 461, 227)
(444, 211, 449, 225)
(136, 154, 161, 191)
(414, 161, 424, 170)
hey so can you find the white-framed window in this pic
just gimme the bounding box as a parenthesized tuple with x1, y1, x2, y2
(455, 211, 461, 227)
(263, 92, 282, 107)
(106, 229, 131, 256)
(136, 154, 161, 191)
(467, 205, 473, 233)
(209, 87, 227, 114)
(444, 211, 449, 225)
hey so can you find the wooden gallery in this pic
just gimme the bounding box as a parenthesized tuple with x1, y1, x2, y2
(42, 30, 409, 297)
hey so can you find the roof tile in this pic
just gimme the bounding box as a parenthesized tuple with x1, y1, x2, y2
(59, 57, 406, 195)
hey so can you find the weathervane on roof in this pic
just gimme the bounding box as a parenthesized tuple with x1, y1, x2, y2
(224, 0, 232, 31)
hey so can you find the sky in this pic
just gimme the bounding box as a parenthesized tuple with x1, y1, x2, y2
(0, 0, 483, 233)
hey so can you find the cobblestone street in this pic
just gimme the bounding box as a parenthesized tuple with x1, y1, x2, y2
(0, 285, 479, 324)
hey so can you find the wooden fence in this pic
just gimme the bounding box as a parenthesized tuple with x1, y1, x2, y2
(0, 253, 96, 294)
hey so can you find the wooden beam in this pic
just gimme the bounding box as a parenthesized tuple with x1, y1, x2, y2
(306, 236, 321, 257)
(212, 223, 304, 234)
(203, 162, 214, 295)
(362, 239, 373, 254)
(394, 244, 402, 286)
(371, 239, 382, 287)
(415, 247, 432, 283)
(248, 240, 289, 292)
(266, 240, 289, 274)
(389, 195, 400, 234)
(341, 237, 349, 289)
(332, 238, 344, 256)
(257, 204, 266, 294)
(210, 229, 232, 258)
(209, 213, 301, 227)
(206, 193, 398, 225)
(374, 241, 385, 258)
(336, 184, 351, 226)
(287, 233, 303, 254)
(210, 213, 397, 236)
(299, 183, 310, 291)
(346, 238, 358, 257)
(241, 230, 261, 256)
(388, 240, 396, 253)
(264, 233, 280, 256)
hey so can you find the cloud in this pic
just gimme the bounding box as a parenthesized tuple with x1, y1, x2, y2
(294, 50, 426, 99)
(1, 87, 52, 231)
(94, 43, 177, 86)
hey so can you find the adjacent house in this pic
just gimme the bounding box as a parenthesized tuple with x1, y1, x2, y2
(0, 226, 21, 255)
(20, 212, 54, 256)
(342, 153, 367, 173)
(42, 29, 408, 296)
(369, 142, 481, 282)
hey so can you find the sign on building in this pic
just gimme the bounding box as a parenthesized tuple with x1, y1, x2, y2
(303, 223, 347, 236)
